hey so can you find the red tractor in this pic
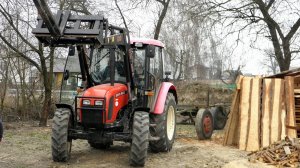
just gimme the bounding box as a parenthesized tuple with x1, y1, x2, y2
(32, 0, 177, 166)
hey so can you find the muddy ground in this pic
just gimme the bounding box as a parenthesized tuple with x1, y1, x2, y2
(0, 121, 274, 168)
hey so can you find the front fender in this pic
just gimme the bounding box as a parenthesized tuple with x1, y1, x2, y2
(55, 103, 75, 127)
(151, 82, 177, 115)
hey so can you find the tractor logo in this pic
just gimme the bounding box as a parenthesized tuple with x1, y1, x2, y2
(115, 99, 119, 107)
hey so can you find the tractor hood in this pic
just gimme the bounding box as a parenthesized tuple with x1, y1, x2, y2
(80, 83, 129, 124)
(83, 83, 128, 98)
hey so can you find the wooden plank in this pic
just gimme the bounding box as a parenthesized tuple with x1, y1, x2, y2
(261, 78, 273, 148)
(285, 76, 297, 138)
(224, 92, 241, 145)
(223, 76, 244, 146)
(270, 79, 284, 144)
(238, 77, 252, 150)
(281, 101, 287, 140)
(246, 77, 262, 151)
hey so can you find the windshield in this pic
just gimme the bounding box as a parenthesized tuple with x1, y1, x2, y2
(90, 47, 126, 84)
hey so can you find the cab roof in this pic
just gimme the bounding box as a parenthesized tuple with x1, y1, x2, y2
(130, 38, 164, 48)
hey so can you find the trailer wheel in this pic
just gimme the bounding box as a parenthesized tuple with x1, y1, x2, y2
(52, 108, 72, 162)
(130, 111, 149, 167)
(150, 93, 176, 152)
(211, 106, 227, 130)
(195, 109, 213, 140)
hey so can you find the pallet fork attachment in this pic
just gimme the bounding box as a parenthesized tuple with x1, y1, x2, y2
(32, 0, 110, 46)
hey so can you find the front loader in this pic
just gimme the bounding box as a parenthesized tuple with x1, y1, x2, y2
(32, 0, 177, 166)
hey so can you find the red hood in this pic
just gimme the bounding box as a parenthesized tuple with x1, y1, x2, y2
(83, 83, 127, 98)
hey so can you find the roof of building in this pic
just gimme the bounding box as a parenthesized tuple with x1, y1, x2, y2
(53, 56, 80, 73)
(267, 67, 300, 78)
(130, 38, 164, 48)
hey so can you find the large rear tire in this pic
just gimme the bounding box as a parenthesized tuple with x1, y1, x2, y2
(150, 93, 176, 152)
(52, 108, 72, 162)
(130, 111, 149, 167)
(195, 109, 213, 140)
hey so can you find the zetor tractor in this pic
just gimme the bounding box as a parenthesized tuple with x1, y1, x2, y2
(32, 0, 177, 166)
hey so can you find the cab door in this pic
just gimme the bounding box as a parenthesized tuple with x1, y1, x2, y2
(146, 46, 163, 108)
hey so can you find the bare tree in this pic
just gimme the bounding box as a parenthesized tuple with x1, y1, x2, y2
(185, 0, 300, 72)
(0, 0, 93, 126)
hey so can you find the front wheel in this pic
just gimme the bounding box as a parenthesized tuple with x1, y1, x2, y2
(150, 93, 176, 152)
(52, 108, 72, 162)
(130, 111, 149, 167)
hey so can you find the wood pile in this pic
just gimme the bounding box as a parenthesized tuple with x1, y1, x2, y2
(248, 137, 300, 167)
(223, 76, 298, 151)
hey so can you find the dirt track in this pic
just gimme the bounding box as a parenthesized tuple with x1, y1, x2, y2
(0, 122, 274, 168)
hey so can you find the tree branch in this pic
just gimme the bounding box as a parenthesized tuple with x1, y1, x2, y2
(285, 18, 300, 41)
(0, 4, 41, 54)
(0, 33, 41, 72)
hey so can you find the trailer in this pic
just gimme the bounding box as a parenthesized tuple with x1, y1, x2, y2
(176, 88, 230, 140)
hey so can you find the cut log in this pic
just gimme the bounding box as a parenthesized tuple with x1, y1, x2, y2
(246, 77, 262, 151)
(238, 77, 252, 150)
(261, 78, 273, 148)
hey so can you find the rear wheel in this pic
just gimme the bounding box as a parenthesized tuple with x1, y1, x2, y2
(195, 109, 213, 140)
(150, 93, 176, 152)
(130, 111, 149, 167)
(52, 108, 72, 162)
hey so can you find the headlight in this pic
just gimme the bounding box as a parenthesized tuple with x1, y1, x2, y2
(95, 100, 103, 106)
(82, 99, 90, 105)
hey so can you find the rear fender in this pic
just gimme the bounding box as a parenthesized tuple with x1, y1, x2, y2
(151, 82, 177, 115)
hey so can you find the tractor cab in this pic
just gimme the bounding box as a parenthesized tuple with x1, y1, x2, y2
(130, 38, 165, 107)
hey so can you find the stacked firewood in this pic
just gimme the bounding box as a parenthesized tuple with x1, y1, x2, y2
(248, 137, 300, 167)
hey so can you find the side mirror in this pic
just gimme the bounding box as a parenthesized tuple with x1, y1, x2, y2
(63, 70, 70, 80)
(165, 71, 171, 76)
(146, 45, 155, 58)
(165, 71, 171, 82)
(68, 46, 75, 56)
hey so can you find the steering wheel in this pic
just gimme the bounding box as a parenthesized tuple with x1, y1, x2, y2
(90, 72, 102, 83)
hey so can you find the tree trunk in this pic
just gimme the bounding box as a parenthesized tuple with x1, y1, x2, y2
(279, 40, 291, 71)
(0, 59, 10, 115)
(39, 47, 55, 126)
(39, 86, 51, 126)
(177, 50, 184, 80)
(154, 0, 170, 40)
